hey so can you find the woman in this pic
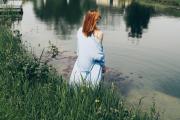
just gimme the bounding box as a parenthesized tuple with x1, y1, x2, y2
(70, 10, 105, 86)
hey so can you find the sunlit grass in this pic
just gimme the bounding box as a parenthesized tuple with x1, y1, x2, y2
(0, 26, 160, 120)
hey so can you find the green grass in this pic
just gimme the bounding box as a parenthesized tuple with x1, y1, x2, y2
(0, 26, 160, 120)
(137, 0, 180, 8)
(136, 0, 180, 17)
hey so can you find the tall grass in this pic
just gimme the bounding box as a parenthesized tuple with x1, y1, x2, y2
(0, 26, 160, 120)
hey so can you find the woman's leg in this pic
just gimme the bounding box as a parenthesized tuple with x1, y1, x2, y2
(87, 64, 102, 86)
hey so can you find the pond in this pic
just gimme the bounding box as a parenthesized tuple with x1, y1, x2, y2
(12, 0, 180, 119)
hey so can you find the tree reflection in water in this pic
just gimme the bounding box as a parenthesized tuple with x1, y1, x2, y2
(30, 0, 156, 39)
(32, 0, 97, 36)
(124, 2, 155, 38)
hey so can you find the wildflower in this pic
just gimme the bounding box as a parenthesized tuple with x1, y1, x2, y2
(95, 99, 100, 103)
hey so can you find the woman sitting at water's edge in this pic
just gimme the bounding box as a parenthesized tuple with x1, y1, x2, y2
(70, 10, 106, 86)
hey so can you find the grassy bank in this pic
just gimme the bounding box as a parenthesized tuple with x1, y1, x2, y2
(137, 0, 180, 8)
(136, 0, 180, 17)
(0, 26, 160, 120)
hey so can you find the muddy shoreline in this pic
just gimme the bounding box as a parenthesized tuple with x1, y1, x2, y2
(42, 50, 143, 95)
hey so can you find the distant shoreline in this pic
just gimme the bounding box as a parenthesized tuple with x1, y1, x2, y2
(136, 0, 180, 10)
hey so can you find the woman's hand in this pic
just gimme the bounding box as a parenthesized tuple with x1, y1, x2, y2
(102, 66, 106, 73)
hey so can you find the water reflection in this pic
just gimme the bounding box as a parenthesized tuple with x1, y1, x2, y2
(96, 0, 132, 8)
(30, 0, 136, 36)
(32, 0, 155, 39)
(33, 0, 83, 24)
(32, 0, 97, 35)
(124, 2, 155, 38)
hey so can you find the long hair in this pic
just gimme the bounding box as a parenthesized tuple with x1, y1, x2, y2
(82, 10, 101, 37)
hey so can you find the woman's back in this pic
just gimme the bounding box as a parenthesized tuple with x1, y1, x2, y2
(77, 27, 104, 72)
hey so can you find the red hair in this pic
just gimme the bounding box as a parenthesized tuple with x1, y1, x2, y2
(82, 10, 101, 37)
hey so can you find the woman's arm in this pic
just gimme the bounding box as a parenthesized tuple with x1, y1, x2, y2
(94, 30, 103, 44)
(91, 40, 105, 67)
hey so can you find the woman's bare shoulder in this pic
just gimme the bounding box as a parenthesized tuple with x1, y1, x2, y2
(94, 30, 103, 43)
